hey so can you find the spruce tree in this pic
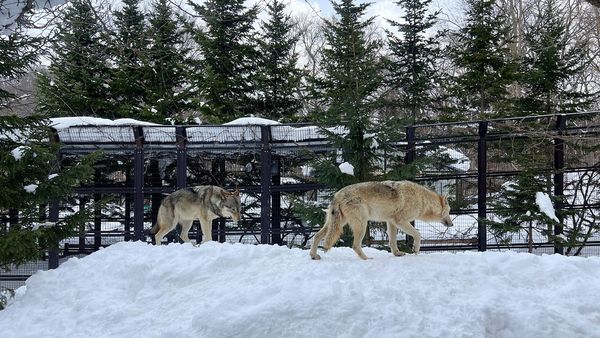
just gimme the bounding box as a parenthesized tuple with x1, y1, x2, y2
(517, 0, 595, 116)
(314, 0, 385, 182)
(386, 0, 442, 123)
(145, 0, 197, 123)
(448, 0, 519, 119)
(256, 0, 303, 122)
(0, 30, 41, 108)
(0, 117, 98, 271)
(189, 0, 259, 123)
(486, 170, 561, 252)
(111, 0, 151, 121)
(36, 0, 114, 118)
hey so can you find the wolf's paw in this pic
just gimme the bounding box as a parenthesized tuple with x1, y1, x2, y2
(393, 250, 406, 257)
(310, 253, 322, 260)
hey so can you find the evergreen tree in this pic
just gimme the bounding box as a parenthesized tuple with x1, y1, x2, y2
(517, 0, 595, 116)
(314, 0, 385, 182)
(386, 0, 442, 123)
(145, 0, 197, 123)
(0, 30, 41, 108)
(36, 0, 114, 118)
(256, 0, 303, 122)
(447, 0, 519, 119)
(486, 170, 562, 252)
(189, 0, 259, 123)
(0, 117, 98, 270)
(111, 0, 151, 121)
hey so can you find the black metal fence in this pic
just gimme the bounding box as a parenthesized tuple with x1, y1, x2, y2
(2, 112, 599, 289)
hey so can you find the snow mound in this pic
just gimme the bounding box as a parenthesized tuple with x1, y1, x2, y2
(2, 242, 600, 338)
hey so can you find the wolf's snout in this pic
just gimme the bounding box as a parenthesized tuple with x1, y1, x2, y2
(443, 217, 454, 227)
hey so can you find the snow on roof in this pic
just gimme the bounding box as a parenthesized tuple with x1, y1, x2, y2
(223, 116, 282, 126)
(49, 116, 159, 130)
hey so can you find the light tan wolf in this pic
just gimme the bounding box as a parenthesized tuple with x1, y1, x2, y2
(309, 180, 453, 260)
(149, 186, 241, 245)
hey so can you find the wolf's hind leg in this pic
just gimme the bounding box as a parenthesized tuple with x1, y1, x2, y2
(154, 219, 177, 246)
(309, 225, 328, 260)
(387, 223, 405, 256)
(398, 221, 422, 254)
(349, 220, 370, 260)
(180, 219, 194, 244)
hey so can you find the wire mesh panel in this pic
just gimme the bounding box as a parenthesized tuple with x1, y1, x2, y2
(186, 125, 262, 143)
(56, 125, 136, 143)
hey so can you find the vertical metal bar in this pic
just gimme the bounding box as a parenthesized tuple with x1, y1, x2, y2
(48, 200, 60, 269)
(260, 125, 272, 244)
(553, 115, 566, 255)
(79, 196, 87, 253)
(272, 159, 281, 245)
(93, 169, 101, 251)
(218, 159, 226, 243)
(176, 126, 187, 189)
(124, 168, 131, 241)
(405, 126, 416, 165)
(48, 128, 60, 268)
(477, 121, 488, 252)
(405, 126, 416, 250)
(133, 126, 145, 241)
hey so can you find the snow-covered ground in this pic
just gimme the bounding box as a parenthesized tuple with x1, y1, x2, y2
(2, 242, 600, 338)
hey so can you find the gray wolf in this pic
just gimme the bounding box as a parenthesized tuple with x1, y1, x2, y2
(149, 186, 241, 245)
(309, 180, 453, 260)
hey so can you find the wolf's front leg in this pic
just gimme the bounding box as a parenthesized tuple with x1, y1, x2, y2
(387, 223, 406, 256)
(199, 218, 213, 244)
(350, 222, 371, 260)
(399, 221, 421, 254)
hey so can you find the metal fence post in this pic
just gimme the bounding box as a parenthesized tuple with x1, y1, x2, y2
(176, 126, 187, 189)
(405, 126, 416, 249)
(93, 169, 102, 251)
(133, 126, 145, 241)
(553, 115, 566, 255)
(48, 129, 60, 268)
(477, 121, 488, 252)
(405, 126, 416, 165)
(48, 200, 60, 269)
(260, 125, 272, 244)
(272, 159, 282, 245)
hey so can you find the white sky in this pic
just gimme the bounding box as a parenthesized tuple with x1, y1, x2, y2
(262, 0, 464, 33)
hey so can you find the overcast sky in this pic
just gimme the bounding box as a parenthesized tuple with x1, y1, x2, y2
(279, 0, 465, 32)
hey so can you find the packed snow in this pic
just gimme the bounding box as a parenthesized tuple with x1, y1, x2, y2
(2, 242, 600, 338)
(339, 161, 355, 176)
(535, 192, 560, 222)
(23, 184, 38, 193)
(10, 146, 27, 160)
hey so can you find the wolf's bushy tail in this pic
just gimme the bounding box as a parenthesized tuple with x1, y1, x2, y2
(323, 199, 344, 251)
(149, 199, 172, 236)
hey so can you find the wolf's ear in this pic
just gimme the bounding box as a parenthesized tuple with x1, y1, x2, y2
(440, 194, 448, 206)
